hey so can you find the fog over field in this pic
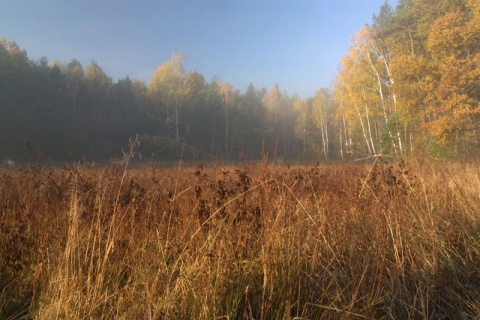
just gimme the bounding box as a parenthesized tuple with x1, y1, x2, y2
(2, 0, 479, 163)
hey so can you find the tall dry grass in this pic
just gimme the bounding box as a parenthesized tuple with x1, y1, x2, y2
(1, 159, 479, 319)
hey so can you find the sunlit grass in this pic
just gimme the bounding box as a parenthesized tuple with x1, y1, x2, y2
(1, 159, 479, 319)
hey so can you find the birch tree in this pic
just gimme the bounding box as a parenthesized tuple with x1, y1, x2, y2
(149, 52, 186, 145)
(312, 89, 332, 159)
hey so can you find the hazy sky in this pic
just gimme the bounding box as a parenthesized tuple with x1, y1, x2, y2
(0, 0, 397, 98)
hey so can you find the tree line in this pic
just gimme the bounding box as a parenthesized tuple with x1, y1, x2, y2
(1, 0, 479, 164)
(334, 0, 480, 159)
(0, 40, 331, 163)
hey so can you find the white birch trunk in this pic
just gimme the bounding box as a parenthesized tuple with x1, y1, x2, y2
(355, 105, 373, 156)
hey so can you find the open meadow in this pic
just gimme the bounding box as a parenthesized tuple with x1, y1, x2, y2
(1, 159, 480, 319)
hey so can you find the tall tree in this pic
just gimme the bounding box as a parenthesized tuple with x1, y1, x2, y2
(424, 3, 480, 154)
(149, 52, 187, 146)
(262, 85, 281, 156)
(237, 83, 266, 159)
(336, 45, 381, 157)
(66, 59, 83, 112)
(312, 89, 333, 159)
(184, 71, 207, 146)
(220, 82, 234, 155)
(293, 96, 319, 157)
(83, 61, 112, 120)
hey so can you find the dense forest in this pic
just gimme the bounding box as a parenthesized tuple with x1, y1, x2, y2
(1, 0, 479, 164)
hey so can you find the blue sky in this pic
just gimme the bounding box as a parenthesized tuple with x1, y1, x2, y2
(0, 0, 397, 98)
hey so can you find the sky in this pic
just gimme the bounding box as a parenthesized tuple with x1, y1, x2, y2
(0, 0, 397, 98)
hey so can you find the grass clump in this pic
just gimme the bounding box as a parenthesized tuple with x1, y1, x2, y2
(1, 159, 479, 319)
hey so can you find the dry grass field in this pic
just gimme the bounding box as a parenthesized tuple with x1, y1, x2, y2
(1, 158, 480, 319)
